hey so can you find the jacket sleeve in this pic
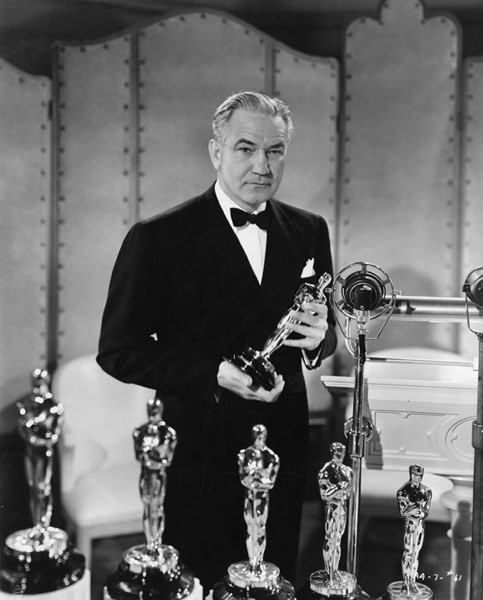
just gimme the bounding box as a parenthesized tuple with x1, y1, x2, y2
(97, 221, 219, 409)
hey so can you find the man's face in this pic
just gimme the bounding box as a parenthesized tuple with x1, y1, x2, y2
(209, 109, 289, 212)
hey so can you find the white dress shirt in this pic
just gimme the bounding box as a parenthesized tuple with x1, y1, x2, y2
(215, 180, 267, 284)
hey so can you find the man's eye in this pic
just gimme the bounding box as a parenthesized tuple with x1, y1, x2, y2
(268, 149, 284, 156)
(238, 146, 253, 154)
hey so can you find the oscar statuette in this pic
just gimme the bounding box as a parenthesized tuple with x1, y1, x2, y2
(104, 397, 202, 600)
(0, 369, 86, 596)
(213, 424, 294, 600)
(226, 270, 331, 390)
(380, 465, 433, 600)
(304, 443, 368, 600)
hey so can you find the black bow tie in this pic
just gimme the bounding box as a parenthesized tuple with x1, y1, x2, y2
(230, 207, 270, 230)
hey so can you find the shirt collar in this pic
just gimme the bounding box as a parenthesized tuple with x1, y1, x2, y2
(215, 180, 267, 227)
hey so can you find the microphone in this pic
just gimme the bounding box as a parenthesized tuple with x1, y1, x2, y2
(329, 261, 397, 340)
(462, 267, 483, 335)
(328, 262, 397, 576)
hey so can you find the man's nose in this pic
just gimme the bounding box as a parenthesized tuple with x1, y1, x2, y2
(252, 150, 271, 174)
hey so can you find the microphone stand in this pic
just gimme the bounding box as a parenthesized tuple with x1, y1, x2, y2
(329, 262, 396, 584)
(345, 330, 372, 578)
(462, 272, 483, 600)
(470, 333, 483, 600)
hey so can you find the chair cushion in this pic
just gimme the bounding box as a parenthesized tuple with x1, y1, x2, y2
(63, 464, 142, 528)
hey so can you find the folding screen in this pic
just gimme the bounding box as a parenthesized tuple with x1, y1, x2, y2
(0, 59, 51, 422)
(53, 10, 339, 363)
(4, 2, 483, 418)
(339, 0, 463, 351)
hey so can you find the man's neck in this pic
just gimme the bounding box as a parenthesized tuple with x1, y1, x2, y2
(215, 180, 266, 214)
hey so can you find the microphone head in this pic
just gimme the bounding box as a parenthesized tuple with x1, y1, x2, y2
(463, 267, 483, 308)
(329, 262, 396, 339)
(343, 271, 385, 312)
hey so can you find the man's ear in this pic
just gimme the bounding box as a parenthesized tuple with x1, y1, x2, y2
(208, 138, 221, 169)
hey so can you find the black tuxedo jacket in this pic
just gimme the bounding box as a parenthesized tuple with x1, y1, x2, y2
(97, 184, 336, 586)
(98, 184, 336, 404)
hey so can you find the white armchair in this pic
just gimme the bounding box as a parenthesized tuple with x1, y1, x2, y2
(52, 353, 153, 566)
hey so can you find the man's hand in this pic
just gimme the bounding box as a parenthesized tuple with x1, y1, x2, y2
(217, 360, 285, 403)
(282, 301, 328, 351)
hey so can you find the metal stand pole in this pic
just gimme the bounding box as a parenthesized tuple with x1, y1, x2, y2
(470, 334, 483, 600)
(346, 333, 372, 577)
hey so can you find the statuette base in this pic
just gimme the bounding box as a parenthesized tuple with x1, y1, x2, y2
(385, 581, 433, 600)
(227, 561, 281, 590)
(310, 570, 357, 597)
(105, 544, 195, 600)
(227, 348, 275, 390)
(6, 526, 68, 557)
(296, 579, 370, 600)
(212, 563, 295, 600)
(0, 528, 85, 594)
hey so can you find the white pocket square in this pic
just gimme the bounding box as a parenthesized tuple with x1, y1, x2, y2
(300, 258, 315, 278)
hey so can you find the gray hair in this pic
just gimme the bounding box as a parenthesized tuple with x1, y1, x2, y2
(212, 91, 294, 144)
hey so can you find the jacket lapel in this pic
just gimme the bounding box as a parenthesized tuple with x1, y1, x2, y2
(261, 200, 304, 309)
(195, 186, 261, 289)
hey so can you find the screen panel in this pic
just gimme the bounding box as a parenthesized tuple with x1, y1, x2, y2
(275, 48, 338, 234)
(0, 58, 50, 417)
(55, 37, 132, 361)
(340, 0, 460, 350)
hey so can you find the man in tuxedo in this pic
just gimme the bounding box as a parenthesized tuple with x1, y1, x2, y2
(97, 91, 337, 590)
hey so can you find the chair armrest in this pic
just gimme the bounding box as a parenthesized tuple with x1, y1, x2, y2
(58, 428, 106, 494)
